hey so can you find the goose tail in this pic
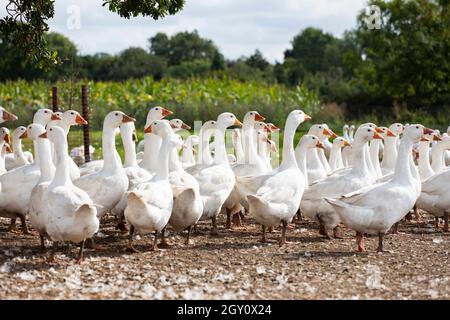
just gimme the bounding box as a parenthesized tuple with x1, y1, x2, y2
(74, 204, 99, 237)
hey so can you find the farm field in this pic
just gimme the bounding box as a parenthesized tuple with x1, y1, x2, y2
(0, 212, 448, 300)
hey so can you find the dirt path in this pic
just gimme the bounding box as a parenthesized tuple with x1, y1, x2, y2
(0, 212, 448, 299)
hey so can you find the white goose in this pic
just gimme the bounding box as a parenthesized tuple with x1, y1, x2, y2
(369, 127, 396, 178)
(232, 129, 244, 164)
(74, 111, 134, 221)
(241, 111, 265, 164)
(430, 135, 450, 173)
(0, 128, 12, 174)
(302, 124, 336, 184)
(5, 126, 33, 170)
(181, 135, 199, 169)
(300, 126, 383, 238)
(328, 137, 351, 172)
(139, 107, 173, 173)
(111, 122, 153, 230)
(245, 110, 310, 244)
(187, 120, 216, 169)
(417, 131, 441, 182)
(381, 123, 404, 175)
(0, 124, 50, 234)
(41, 126, 99, 262)
(187, 113, 241, 235)
(125, 120, 179, 251)
(169, 118, 191, 132)
(167, 135, 203, 245)
(325, 125, 431, 252)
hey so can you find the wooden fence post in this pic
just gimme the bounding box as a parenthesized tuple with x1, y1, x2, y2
(52, 86, 58, 112)
(81, 85, 91, 163)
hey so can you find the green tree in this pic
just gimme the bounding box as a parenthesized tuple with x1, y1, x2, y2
(0, 0, 185, 68)
(245, 49, 270, 71)
(111, 47, 166, 80)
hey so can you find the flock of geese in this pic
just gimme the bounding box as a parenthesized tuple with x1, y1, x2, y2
(0, 105, 449, 263)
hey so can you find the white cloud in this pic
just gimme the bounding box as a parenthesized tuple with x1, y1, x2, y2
(4, 0, 369, 62)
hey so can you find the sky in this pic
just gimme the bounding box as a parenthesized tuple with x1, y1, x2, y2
(1, 0, 369, 62)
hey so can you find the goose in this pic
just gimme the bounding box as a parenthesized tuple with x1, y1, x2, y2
(5, 126, 34, 170)
(302, 124, 336, 184)
(166, 135, 203, 245)
(381, 123, 404, 174)
(40, 126, 99, 262)
(417, 132, 441, 182)
(328, 137, 351, 172)
(136, 106, 173, 154)
(186, 120, 216, 169)
(181, 135, 199, 169)
(430, 135, 450, 173)
(325, 125, 432, 252)
(28, 124, 57, 249)
(74, 111, 134, 223)
(263, 123, 280, 170)
(187, 113, 242, 235)
(369, 127, 396, 178)
(110, 122, 153, 231)
(125, 120, 179, 252)
(300, 126, 383, 238)
(244, 110, 311, 244)
(241, 111, 265, 164)
(257, 130, 274, 172)
(0, 124, 50, 234)
(295, 134, 325, 187)
(0, 128, 12, 174)
(139, 107, 173, 173)
(342, 125, 354, 167)
(46, 111, 63, 128)
(0, 107, 18, 122)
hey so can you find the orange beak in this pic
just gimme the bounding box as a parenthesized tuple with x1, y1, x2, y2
(375, 127, 383, 133)
(386, 129, 396, 137)
(316, 141, 325, 149)
(4, 133, 10, 144)
(433, 134, 442, 141)
(254, 112, 265, 122)
(39, 132, 48, 139)
(122, 114, 136, 123)
(19, 131, 28, 139)
(75, 114, 88, 125)
(5, 143, 12, 153)
(373, 131, 384, 140)
(343, 140, 351, 147)
(234, 119, 243, 127)
(51, 113, 62, 121)
(2, 110, 18, 121)
(423, 128, 434, 135)
(144, 125, 152, 134)
(420, 137, 430, 142)
(161, 108, 173, 118)
(304, 114, 312, 121)
(323, 128, 337, 138)
(181, 122, 191, 130)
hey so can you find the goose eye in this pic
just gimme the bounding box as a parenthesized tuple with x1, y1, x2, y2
(230, 115, 233, 118)
(71, 112, 74, 115)
(367, 129, 371, 132)
(44, 110, 48, 113)
(416, 126, 419, 129)
(50, 128, 53, 131)
(115, 113, 119, 116)
(312, 137, 315, 140)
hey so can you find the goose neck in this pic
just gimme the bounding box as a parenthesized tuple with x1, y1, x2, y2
(431, 143, 447, 173)
(0, 142, 6, 173)
(392, 137, 416, 184)
(199, 128, 213, 165)
(169, 147, 184, 173)
(418, 141, 434, 179)
(122, 134, 138, 168)
(279, 121, 299, 171)
(13, 136, 27, 163)
(350, 138, 371, 177)
(381, 137, 398, 169)
(37, 138, 55, 183)
(153, 136, 171, 181)
(213, 124, 229, 166)
(102, 125, 122, 172)
(142, 133, 161, 172)
(49, 138, 71, 188)
(296, 143, 309, 185)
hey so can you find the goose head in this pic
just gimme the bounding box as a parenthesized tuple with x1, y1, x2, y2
(61, 110, 88, 126)
(0, 107, 18, 122)
(46, 111, 63, 128)
(343, 124, 349, 133)
(377, 126, 396, 138)
(332, 136, 351, 148)
(308, 123, 335, 140)
(243, 111, 265, 126)
(13, 126, 27, 143)
(119, 122, 137, 143)
(254, 121, 270, 133)
(389, 123, 404, 136)
(402, 124, 433, 143)
(33, 109, 61, 126)
(300, 134, 325, 150)
(0, 127, 10, 144)
(286, 110, 311, 130)
(145, 119, 175, 137)
(354, 126, 383, 143)
(169, 118, 191, 132)
(105, 111, 136, 130)
(267, 123, 280, 132)
(40, 126, 66, 145)
(256, 130, 270, 145)
(146, 106, 172, 126)
(24, 123, 46, 140)
(216, 112, 242, 130)
(1, 143, 12, 155)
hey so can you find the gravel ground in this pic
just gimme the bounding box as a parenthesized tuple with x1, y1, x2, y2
(0, 211, 449, 300)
